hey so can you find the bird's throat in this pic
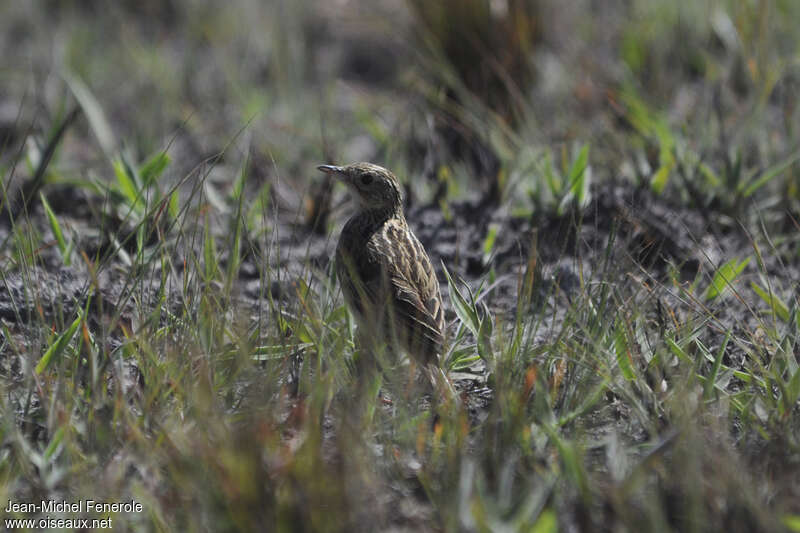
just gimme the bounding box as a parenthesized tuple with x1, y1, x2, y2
(339, 207, 403, 260)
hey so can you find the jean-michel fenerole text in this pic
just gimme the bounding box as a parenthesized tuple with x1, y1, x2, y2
(5, 499, 143, 514)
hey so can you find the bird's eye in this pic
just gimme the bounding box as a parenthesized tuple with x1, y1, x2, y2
(360, 174, 374, 185)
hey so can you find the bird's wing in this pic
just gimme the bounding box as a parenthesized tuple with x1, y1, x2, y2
(373, 222, 444, 362)
(388, 269, 444, 355)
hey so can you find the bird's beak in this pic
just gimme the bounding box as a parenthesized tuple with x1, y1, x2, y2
(318, 165, 352, 189)
(317, 164, 345, 176)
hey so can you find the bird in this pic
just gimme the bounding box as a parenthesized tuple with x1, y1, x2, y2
(317, 162, 449, 387)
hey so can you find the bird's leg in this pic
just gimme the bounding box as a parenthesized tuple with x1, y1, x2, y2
(350, 329, 390, 425)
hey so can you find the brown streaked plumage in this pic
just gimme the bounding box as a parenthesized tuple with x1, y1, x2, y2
(318, 162, 445, 368)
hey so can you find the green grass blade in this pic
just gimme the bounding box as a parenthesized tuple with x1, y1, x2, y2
(477, 302, 494, 366)
(651, 156, 674, 194)
(698, 162, 721, 187)
(204, 212, 218, 281)
(666, 337, 692, 365)
(705, 256, 750, 301)
(481, 223, 498, 265)
(741, 150, 800, 198)
(556, 144, 591, 214)
(139, 150, 171, 186)
(531, 509, 557, 533)
(40, 192, 70, 265)
(783, 514, 800, 532)
(442, 262, 480, 337)
(113, 157, 141, 208)
(751, 282, 790, 322)
(704, 329, 730, 400)
(787, 367, 800, 413)
(445, 345, 481, 371)
(168, 189, 180, 219)
(613, 319, 636, 380)
(44, 426, 65, 460)
(567, 144, 590, 201)
(63, 71, 116, 156)
(35, 312, 82, 374)
(543, 152, 560, 196)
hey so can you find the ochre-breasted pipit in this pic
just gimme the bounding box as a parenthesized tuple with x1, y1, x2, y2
(318, 162, 449, 389)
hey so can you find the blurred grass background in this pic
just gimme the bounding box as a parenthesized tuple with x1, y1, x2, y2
(1, 0, 800, 531)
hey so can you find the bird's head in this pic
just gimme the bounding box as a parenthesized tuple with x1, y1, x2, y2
(318, 162, 402, 212)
